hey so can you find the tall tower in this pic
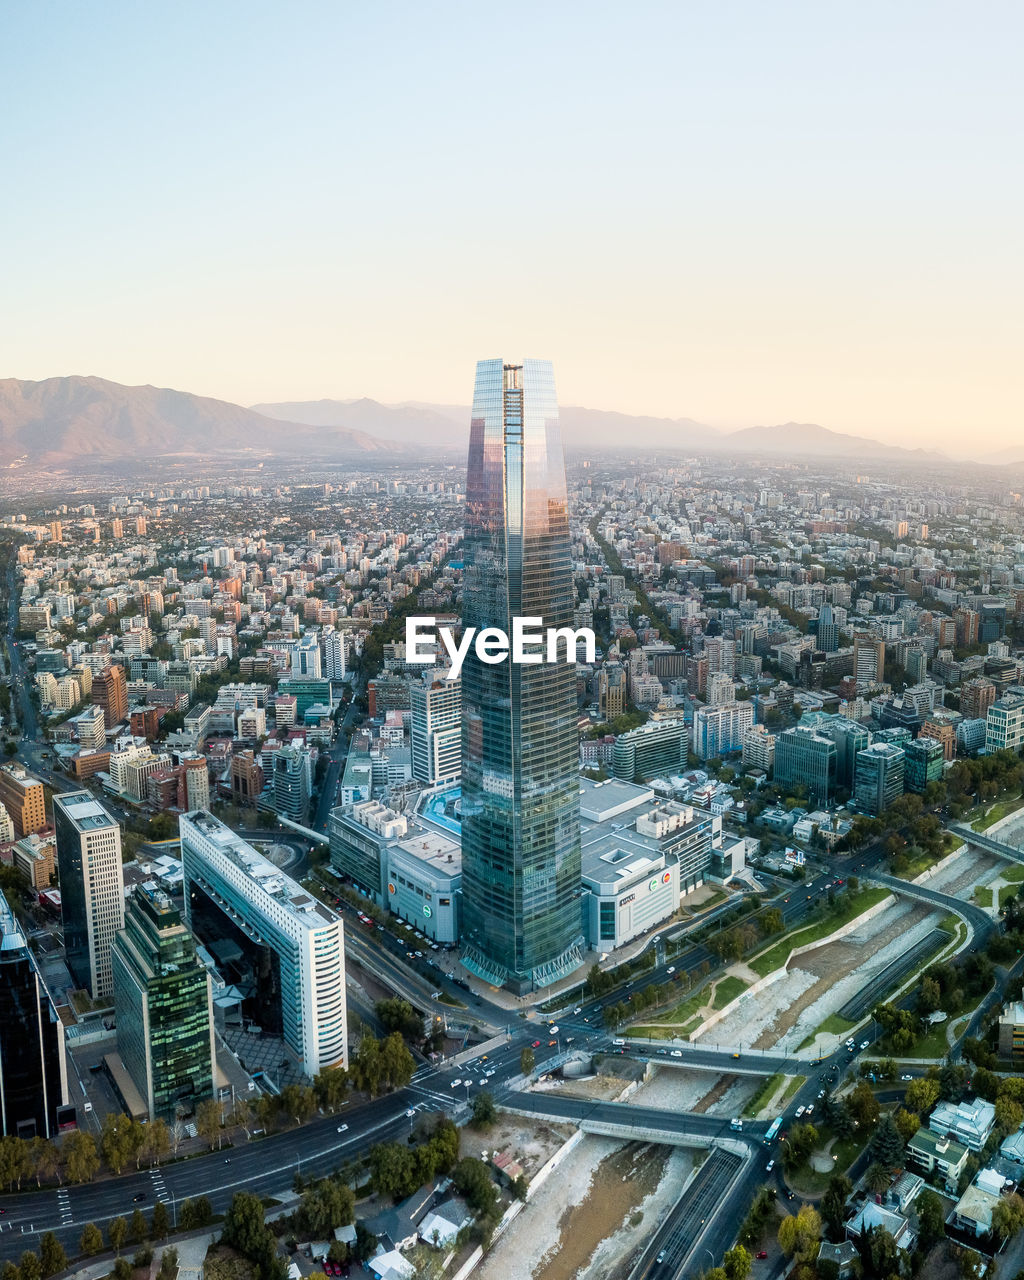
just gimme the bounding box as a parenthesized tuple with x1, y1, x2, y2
(459, 359, 584, 992)
(54, 792, 125, 1000)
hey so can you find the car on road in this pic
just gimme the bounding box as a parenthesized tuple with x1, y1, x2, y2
(656, 1249, 667, 1263)
(573, 1006, 582, 1014)
(795, 1105, 805, 1118)
(757, 1251, 768, 1259)
(667, 966, 675, 974)
(337, 1123, 349, 1132)
(817, 1089, 826, 1098)
(532, 1040, 541, 1048)
(670, 1050, 682, 1058)
(133, 1193, 146, 1202)
(901, 1073, 913, 1081)
(805, 1104, 814, 1116)
(405, 1108, 416, 1118)
(766, 1159, 775, 1172)
(860, 1040, 870, 1050)
(451, 1079, 462, 1088)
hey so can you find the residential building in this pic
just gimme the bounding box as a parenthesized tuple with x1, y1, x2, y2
(854, 742, 905, 815)
(0, 764, 47, 837)
(598, 662, 627, 719)
(949, 1173, 1003, 1238)
(692, 701, 754, 761)
(459, 358, 584, 991)
(929, 1097, 995, 1151)
(907, 1127, 971, 1192)
(0, 888, 68, 1138)
(12, 833, 56, 889)
(410, 676, 461, 785)
(229, 749, 264, 808)
(613, 718, 688, 781)
(741, 723, 775, 772)
(111, 882, 215, 1121)
(999, 1001, 1024, 1061)
(853, 632, 885, 686)
(961, 677, 996, 722)
(920, 716, 956, 762)
(180, 810, 347, 1075)
(54, 792, 125, 1001)
(92, 662, 129, 728)
(75, 704, 108, 748)
(773, 725, 838, 804)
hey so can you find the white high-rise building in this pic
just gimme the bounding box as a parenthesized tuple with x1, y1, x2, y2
(179, 811, 347, 1076)
(53, 793, 125, 1000)
(324, 630, 347, 682)
(410, 674, 462, 784)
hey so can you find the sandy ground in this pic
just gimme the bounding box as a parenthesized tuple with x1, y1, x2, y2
(460, 1114, 575, 1177)
(928, 846, 998, 897)
(698, 898, 943, 1052)
(554, 1074, 640, 1102)
(475, 1139, 692, 1280)
(628, 1066, 761, 1118)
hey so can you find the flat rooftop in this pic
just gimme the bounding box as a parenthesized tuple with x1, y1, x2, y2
(54, 791, 118, 832)
(183, 810, 336, 930)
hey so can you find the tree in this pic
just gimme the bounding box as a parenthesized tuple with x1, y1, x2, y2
(101, 1113, 145, 1175)
(18, 1254, 40, 1280)
(30, 1138, 60, 1188)
(520, 1046, 535, 1076)
(369, 1142, 420, 1202)
(79, 1223, 103, 1257)
(893, 1108, 919, 1144)
(38, 1234, 65, 1279)
(905, 1076, 941, 1115)
(129, 1208, 148, 1244)
(151, 1201, 170, 1241)
(453, 1157, 498, 1217)
(158, 1249, 179, 1280)
(917, 1189, 946, 1250)
(0, 1137, 32, 1190)
(108, 1217, 128, 1254)
(375, 998, 423, 1041)
(62, 1130, 99, 1184)
(280, 1083, 317, 1126)
(848, 1082, 880, 1129)
(113, 1260, 132, 1280)
(222, 1192, 270, 1257)
(722, 1245, 752, 1280)
(300, 1180, 355, 1237)
(314, 1067, 349, 1113)
(143, 1118, 171, 1167)
(867, 1114, 905, 1169)
(865, 1162, 891, 1196)
(777, 1205, 821, 1261)
(471, 1092, 497, 1129)
(997, 1097, 1024, 1135)
(196, 1098, 223, 1150)
(2, 1262, 20, 1280)
(993, 1193, 1024, 1242)
(821, 1174, 852, 1243)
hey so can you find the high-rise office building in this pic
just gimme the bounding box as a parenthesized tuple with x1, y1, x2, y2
(854, 742, 905, 815)
(0, 888, 68, 1138)
(180, 810, 347, 1075)
(410, 675, 462, 785)
(54, 792, 125, 1000)
(459, 359, 584, 991)
(111, 883, 215, 1121)
(904, 736, 945, 794)
(986, 695, 1024, 754)
(816, 603, 839, 653)
(773, 725, 838, 804)
(825, 718, 872, 790)
(270, 745, 313, 822)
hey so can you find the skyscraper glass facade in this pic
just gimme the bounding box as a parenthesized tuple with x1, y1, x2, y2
(111, 883, 214, 1121)
(460, 359, 584, 991)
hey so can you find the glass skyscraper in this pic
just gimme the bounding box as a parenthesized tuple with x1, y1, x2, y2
(459, 359, 584, 991)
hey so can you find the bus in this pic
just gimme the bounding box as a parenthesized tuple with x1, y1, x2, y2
(765, 1116, 783, 1143)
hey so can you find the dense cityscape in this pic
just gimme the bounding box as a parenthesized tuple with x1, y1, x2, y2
(1, 357, 1024, 1280)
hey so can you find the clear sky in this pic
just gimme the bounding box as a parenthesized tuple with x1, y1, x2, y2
(2, 1, 1021, 453)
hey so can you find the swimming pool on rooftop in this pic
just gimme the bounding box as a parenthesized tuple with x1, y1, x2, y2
(421, 786, 462, 834)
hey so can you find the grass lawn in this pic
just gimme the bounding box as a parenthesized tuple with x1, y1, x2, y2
(897, 849, 942, 880)
(743, 1073, 782, 1118)
(780, 1075, 807, 1107)
(693, 890, 728, 913)
(799, 1011, 857, 1048)
(1004, 866, 1024, 884)
(974, 886, 994, 908)
(749, 888, 891, 979)
(1001, 884, 1022, 909)
(905, 1021, 951, 1059)
(784, 1132, 863, 1196)
(973, 796, 1024, 832)
(713, 976, 750, 1010)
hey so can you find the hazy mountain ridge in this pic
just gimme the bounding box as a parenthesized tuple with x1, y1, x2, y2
(255, 397, 949, 462)
(0, 377, 402, 465)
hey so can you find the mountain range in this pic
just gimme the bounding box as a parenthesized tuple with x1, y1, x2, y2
(0, 377, 403, 468)
(0, 375, 997, 467)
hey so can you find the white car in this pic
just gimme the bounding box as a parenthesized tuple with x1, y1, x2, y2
(805, 1104, 814, 1116)
(451, 1078, 462, 1088)
(901, 1074, 913, 1082)
(405, 1108, 416, 1118)
(337, 1123, 349, 1132)
(860, 1041, 869, 1050)
(670, 1050, 683, 1058)
(795, 1105, 805, 1118)
(667, 966, 676, 974)
(479, 1079, 487, 1086)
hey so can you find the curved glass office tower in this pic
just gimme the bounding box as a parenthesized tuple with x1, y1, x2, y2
(460, 358, 584, 992)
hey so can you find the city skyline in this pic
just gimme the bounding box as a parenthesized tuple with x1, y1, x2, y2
(2, 3, 1021, 453)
